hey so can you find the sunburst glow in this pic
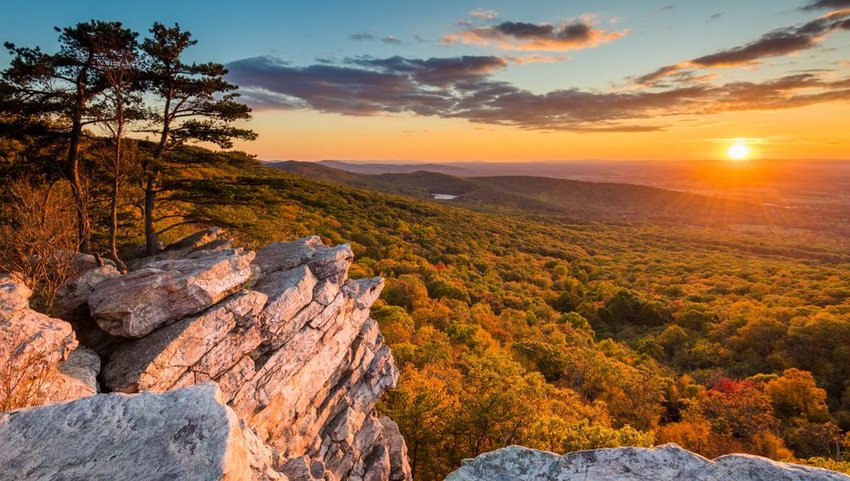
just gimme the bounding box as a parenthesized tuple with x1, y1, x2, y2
(727, 143, 750, 161)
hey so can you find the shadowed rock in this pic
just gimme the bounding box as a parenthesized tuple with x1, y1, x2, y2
(0, 383, 281, 481)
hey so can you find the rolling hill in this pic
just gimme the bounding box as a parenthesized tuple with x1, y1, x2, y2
(268, 160, 785, 229)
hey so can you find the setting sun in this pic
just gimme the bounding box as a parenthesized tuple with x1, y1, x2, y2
(727, 143, 750, 161)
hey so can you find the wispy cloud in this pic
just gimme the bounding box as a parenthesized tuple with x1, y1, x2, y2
(802, 0, 850, 10)
(636, 9, 850, 85)
(444, 17, 628, 51)
(382, 35, 402, 44)
(505, 54, 570, 64)
(470, 9, 500, 20)
(350, 32, 374, 41)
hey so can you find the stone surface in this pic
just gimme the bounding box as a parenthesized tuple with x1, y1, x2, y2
(96, 235, 410, 481)
(53, 264, 121, 320)
(380, 417, 413, 481)
(0, 275, 97, 410)
(88, 248, 255, 338)
(1, 233, 409, 481)
(445, 444, 850, 481)
(0, 272, 31, 314)
(0, 383, 281, 481)
(56, 345, 101, 398)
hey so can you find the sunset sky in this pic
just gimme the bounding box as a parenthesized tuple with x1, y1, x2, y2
(2, 0, 849, 161)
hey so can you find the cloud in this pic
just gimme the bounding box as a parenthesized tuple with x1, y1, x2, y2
(382, 35, 402, 44)
(444, 18, 628, 51)
(636, 9, 850, 85)
(470, 9, 500, 20)
(226, 55, 850, 132)
(347, 55, 508, 87)
(802, 0, 850, 10)
(505, 54, 570, 64)
(691, 12, 850, 67)
(350, 32, 374, 41)
(708, 13, 725, 22)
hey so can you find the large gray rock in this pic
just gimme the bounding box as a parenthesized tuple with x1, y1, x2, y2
(88, 248, 255, 338)
(0, 383, 281, 481)
(445, 444, 850, 481)
(101, 290, 269, 393)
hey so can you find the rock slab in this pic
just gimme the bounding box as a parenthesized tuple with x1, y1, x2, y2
(445, 444, 850, 481)
(0, 274, 97, 410)
(0, 383, 279, 481)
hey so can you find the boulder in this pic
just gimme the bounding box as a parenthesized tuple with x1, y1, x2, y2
(88, 248, 255, 338)
(53, 264, 121, 320)
(0, 275, 97, 410)
(101, 290, 269, 393)
(445, 444, 850, 481)
(0, 383, 282, 481)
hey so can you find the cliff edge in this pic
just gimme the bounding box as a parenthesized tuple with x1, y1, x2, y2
(0, 231, 412, 481)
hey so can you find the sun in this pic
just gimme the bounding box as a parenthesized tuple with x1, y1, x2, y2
(727, 143, 750, 161)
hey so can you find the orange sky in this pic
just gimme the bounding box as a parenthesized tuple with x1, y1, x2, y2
(235, 101, 850, 162)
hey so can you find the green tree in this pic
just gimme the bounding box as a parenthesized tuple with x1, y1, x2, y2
(3, 21, 139, 253)
(139, 22, 256, 254)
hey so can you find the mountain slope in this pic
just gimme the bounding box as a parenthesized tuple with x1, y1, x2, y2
(269, 161, 781, 228)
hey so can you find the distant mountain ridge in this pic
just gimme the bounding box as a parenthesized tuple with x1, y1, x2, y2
(269, 160, 782, 229)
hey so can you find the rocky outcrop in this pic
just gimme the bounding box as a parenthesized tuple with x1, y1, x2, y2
(445, 444, 850, 481)
(0, 233, 411, 481)
(53, 265, 121, 320)
(89, 248, 255, 337)
(0, 383, 280, 481)
(0, 273, 98, 410)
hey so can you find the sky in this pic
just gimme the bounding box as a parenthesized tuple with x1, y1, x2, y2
(2, 0, 849, 161)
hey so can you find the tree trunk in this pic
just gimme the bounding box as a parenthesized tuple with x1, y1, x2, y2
(67, 117, 91, 254)
(144, 175, 158, 255)
(109, 177, 119, 258)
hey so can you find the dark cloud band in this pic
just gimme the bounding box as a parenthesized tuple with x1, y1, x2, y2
(226, 55, 850, 132)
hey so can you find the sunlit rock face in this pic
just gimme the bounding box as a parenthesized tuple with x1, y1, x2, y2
(0, 273, 98, 410)
(444, 444, 850, 481)
(0, 232, 412, 481)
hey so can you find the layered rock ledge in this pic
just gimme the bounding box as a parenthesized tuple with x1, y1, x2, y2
(445, 444, 850, 481)
(0, 232, 412, 481)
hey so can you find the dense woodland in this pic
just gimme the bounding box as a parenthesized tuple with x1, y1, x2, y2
(3, 21, 850, 481)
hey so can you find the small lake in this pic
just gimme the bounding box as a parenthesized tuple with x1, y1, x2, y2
(431, 193, 459, 200)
